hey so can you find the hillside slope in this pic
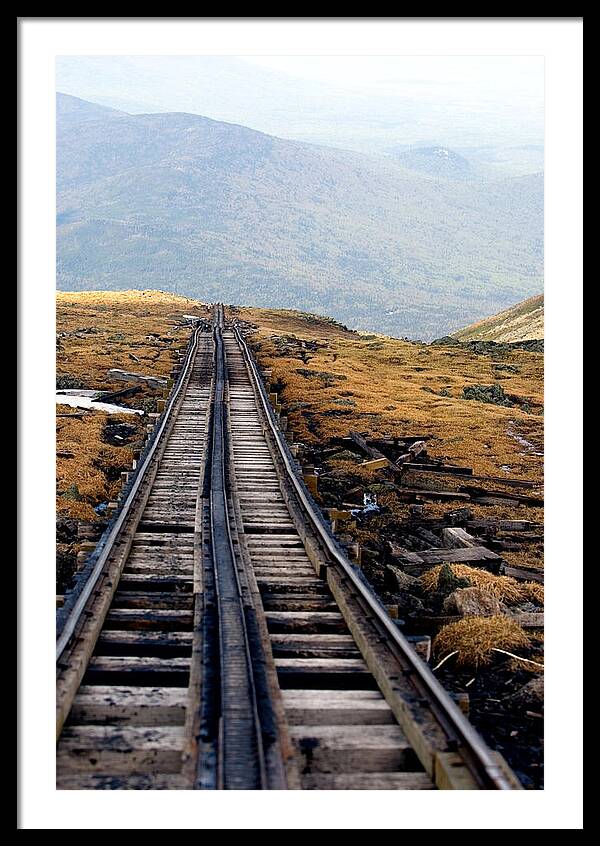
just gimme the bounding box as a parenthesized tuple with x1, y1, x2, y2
(56, 94, 543, 340)
(453, 294, 544, 342)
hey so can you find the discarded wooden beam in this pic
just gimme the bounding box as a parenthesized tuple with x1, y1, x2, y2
(361, 457, 389, 471)
(98, 385, 142, 404)
(405, 463, 474, 476)
(107, 369, 168, 389)
(399, 488, 471, 502)
(349, 431, 401, 474)
(387, 543, 425, 566)
(392, 545, 503, 576)
(460, 486, 544, 507)
(441, 527, 478, 549)
(472, 496, 521, 507)
(466, 519, 542, 533)
(418, 547, 503, 568)
(406, 466, 538, 489)
(503, 565, 544, 584)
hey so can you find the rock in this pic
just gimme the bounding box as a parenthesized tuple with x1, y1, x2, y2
(444, 507, 473, 526)
(397, 593, 424, 614)
(384, 565, 420, 593)
(442, 587, 502, 616)
(506, 677, 544, 710)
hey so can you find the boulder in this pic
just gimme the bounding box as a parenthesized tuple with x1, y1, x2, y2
(442, 587, 502, 617)
(505, 677, 544, 710)
(384, 565, 419, 593)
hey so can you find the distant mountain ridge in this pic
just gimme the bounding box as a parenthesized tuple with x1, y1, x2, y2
(453, 294, 544, 342)
(387, 145, 474, 180)
(56, 93, 543, 340)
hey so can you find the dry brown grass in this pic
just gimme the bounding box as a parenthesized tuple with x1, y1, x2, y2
(239, 310, 543, 483)
(57, 290, 209, 387)
(434, 615, 531, 668)
(56, 408, 139, 520)
(420, 563, 527, 604)
(56, 291, 208, 519)
(520, 582, 545, 605)
(234, 306, 543, 571)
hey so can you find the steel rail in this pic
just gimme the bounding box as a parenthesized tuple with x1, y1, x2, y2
(199, 306, 269, 789)
(56, 321, 204, 662)
(232, 320, 514, 791)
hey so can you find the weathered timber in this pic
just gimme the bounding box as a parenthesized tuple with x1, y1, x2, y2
(387, 543, 425, 566)
(473, 496, 521, 507)
(399, 488, 471, 502)
(418, 547, 502, 567)
(406, 463, 473, 475)
(460, 486, 544, 507)
(349, 431, 401, 474)
(441, 527, 479, 549)
(98, 385, 143, 404)
(466, 519, 542, 533)
(107, 368, 168, 389)
(503, 565, 544, 584)
(406, 466, 538, 488)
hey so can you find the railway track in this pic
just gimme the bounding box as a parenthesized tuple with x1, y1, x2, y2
(56, 305, 520, 790)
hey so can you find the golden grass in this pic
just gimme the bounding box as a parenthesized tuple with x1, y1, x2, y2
(56, 291, 208, 520)
(434, 615, 531, 668)
(420, 564, 527, 604)
(56, 408, 139, 519)
(520, 582, 544, 605)
(57, 290, 209, 387)
(241, 311, 543, 483)
(234, 306, 543, 571)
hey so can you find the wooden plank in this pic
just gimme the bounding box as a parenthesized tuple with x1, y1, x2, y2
(360, 457, 389, 470)
(441, 527, 479, 549)
(302, 772, 433, 790)
(56, 774, 189, 790)
(104, 609, 194, 631)
(466, 519, 542, 533)
(57, 725, 185, 774)
(289, 724, 416, 772)
(418, 547, 502, 565)
(265, 611, 347, 633)
(460, 486, 543, 507)
(349, 431, 401, 474)
(404, 463, 473, 476)
(399, 488, 471, 502)
(407, 467, 538, 488)
(69, 685, 187, 726)
(282, 689, 394, 725)
(504, 565, 544, 584)
(107, 368, 168, 389)
(275, 658, 368, 674)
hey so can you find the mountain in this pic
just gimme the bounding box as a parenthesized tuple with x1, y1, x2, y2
(453, 294, 544, 342)
(56, 93, 543, 340)
(387, 146, 474, 180)
(56, 92, 125, 127)
(56, 56, 545, 162)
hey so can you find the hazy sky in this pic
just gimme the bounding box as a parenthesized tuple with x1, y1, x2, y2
(244, 55, 543, 98)
(56, 55, 544, 156)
